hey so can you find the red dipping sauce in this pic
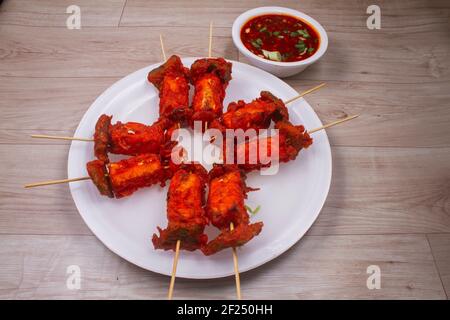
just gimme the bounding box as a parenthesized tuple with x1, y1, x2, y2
(240, 14, 320, 63)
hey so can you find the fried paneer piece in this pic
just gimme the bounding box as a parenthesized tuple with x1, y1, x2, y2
(201, 223, 263, 256)
(147, 55, 191, 123)
(158, 73, 191, 122)
(190, 58, 232, 127)
(201, 164, 263, 256)
(191, 74, 225, 124)
(211, 91, 289, 132)
(207, 165, 251, 229)
(108, 153, 166, 198)
(229, 120, 313, 172)
(93, 115, 171, 160)
(147, 55, 189, 90)
(190, 57, 232, 84)
(86, 154, 167, 199)
(86, 159, 114, 198)
(152, 164, 209, 251)
(108, 118, 168, 156)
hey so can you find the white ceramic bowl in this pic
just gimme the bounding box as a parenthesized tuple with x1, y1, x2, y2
(232, 7, 328, 78)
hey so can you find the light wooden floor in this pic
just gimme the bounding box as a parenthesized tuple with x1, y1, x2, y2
(0, 0, 449, 299)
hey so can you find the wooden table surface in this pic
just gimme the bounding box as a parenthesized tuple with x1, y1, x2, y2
(1, 0, 449, 299)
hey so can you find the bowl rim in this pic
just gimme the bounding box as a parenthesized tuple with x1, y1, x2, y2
(232, 6, 328, 67)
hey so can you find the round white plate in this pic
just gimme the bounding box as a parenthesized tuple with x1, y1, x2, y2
(68, 57, 331, 279)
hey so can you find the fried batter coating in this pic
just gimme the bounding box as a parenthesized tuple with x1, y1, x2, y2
(108, 118, 168, 156)
(191, 74, 225, 124)
(108, 153, 166, 198)
(201, 164, 263, 255)
(211, 91, 289, 132)
(147, 55, 191, 123)
(207, 165, 251, 229)
(229, 120, 313, 172)
(93, 115, 172, 159)
(201, 222, 263, 256)
(190, 58, 232, 128)
(152, 164, 209, 251)
(93, 114, 112, 163)
(190, 57, 232, 85)
(86, 159, 113, 198)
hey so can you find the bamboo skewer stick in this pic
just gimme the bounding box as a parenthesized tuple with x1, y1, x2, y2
(167, 239, 181, 300)
(160, 34, 167, 61)
(158, 34, 183, 300)
(31, 134, 93, 142)
(230, 222, 242, 299)
(284, 83, 326, 105)
(208, 21, 213, 58)
(309, 114, 359, 134)
(30, 81, 326, 142)
(24, 176, 90, 188)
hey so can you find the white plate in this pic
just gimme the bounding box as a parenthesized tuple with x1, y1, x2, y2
(68, 57, 331, 279)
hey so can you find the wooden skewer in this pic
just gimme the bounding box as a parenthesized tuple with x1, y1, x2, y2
(167, 239, 181, 300)
(208, 21, 213, 58)
(24, 176, 90, 188)
(309, 114, 359, 134)
(24, 116, 359, 188)
(284, 83, 326, 105)
(158, 34, 183, 300)
(31, 134, 94, 142)
(160, 34, 167, 61)
(30, 81, 326, 142)
(230, 222, 242, 299)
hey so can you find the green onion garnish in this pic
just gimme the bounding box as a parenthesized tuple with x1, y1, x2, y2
(251, 40, 260, 48)
(245, 205, 261, 215)
(262, 49, 282, 61)
(259, 26, 267, 32)
(295, 40, 306, 50)
(298, 29, 310, 38)
(273, 31, 280, 36)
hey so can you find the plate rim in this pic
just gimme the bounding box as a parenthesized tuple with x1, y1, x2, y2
(67, 57, 332, 279)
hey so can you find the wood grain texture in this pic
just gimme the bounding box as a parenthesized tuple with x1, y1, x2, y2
(0, 25, 237, 78)
(0, 0, 127, 27)
(120, 0, 450, 31)
(308, 146, 450, 235)
(1, 77, 450, 148)
(239, 29, 450, 83)
(427, 234, 450, 298)
(0, 234, 445, 299)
